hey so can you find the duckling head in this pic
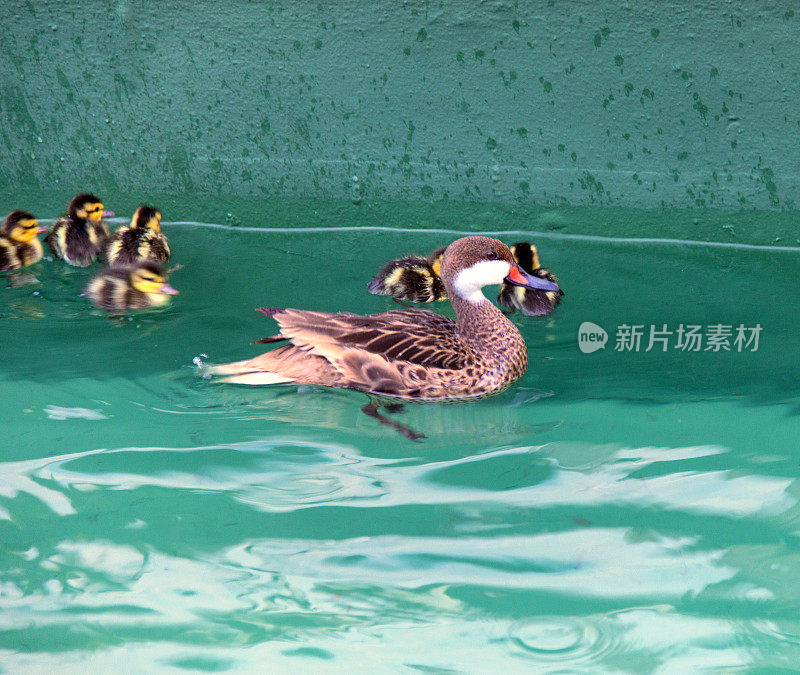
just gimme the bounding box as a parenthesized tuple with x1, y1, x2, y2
(68, 193, 114, 222)
(130, 205, 163, 232)
(130, 261, 179, 296)
(441, 236, 560, 305)
(509, 242, 541, 272)
(2, 210, 48, 243)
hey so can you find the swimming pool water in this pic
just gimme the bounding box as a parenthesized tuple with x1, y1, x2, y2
(2, 208, 800, 671)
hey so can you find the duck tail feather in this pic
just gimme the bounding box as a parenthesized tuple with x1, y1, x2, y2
(251, 334, 287, 344)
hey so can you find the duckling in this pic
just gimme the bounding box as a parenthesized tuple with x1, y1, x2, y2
(84, 261, 179, 311)
(104, 205, 170, 266)
(496, 242, 564, 316)
(368, 241, 563, 316)
(366, 247, 448, 304)
(0, 210, 49, 271)
(44, 193, 114, 266)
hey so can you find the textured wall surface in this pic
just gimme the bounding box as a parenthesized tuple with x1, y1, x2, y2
(2, 1, 799, 211)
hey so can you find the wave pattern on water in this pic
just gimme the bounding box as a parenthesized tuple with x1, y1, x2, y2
(2, 434, 800, 670)
(4, 225, 800, 670)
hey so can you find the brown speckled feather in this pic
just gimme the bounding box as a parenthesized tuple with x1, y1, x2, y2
(270, 308, 467, 369)
(243, 308, 471, 397)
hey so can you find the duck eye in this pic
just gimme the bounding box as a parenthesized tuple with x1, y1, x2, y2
(486, 250, 498, 260)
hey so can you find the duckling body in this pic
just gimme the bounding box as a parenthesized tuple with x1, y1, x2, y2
(211, 236, 560, 401)
(367, 249, 447, 304)
(104, 205, 170, 266)
(0, 211, 48, 271)
(84, 261, 178, 311)
(369, 241, 563, 317)
(45, 193, 112, 267)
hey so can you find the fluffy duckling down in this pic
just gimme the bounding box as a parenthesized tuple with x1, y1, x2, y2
(0, 211, 49, 271)
(367, 247, 447, 304)
(104, 205, 170, 266)
(369, 241, 563, 317)
(45, 193, 114, 267)
(84, 261, 178, 311)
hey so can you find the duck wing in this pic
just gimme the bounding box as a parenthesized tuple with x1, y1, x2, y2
(257, 307, 470, 395)
(260, 307, 468, 369)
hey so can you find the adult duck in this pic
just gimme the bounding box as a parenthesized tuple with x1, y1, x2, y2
(209, 236, 560, 438)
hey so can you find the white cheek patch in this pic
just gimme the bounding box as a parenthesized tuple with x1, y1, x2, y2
(452, 260, 512, 303)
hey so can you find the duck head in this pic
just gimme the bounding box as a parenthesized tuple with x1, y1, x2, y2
(130, 261, 179, 296)
(2, 210, 48, 243)
(130, 205, 162, 232)
(68, 193, 114, 222)
(440, 236, 560, 305)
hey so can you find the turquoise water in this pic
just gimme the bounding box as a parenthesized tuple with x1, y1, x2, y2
(2, 215, 800, 671)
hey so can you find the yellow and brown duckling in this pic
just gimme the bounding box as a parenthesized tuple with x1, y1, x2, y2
(496, 243, 563, 316)
(367, 247, 448, 304)
(104, 205, 170, 266)
(0, 210, 49, 271)
(369, 241, 563, 317)
(44, 193, 114, 267)
(209, 236, 561, 438)
(84, 261, 179, 311)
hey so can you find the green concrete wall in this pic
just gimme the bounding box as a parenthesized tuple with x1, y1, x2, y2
(2, 1, 799, 212)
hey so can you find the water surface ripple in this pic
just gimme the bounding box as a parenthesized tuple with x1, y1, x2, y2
(3, 225, 800, 671)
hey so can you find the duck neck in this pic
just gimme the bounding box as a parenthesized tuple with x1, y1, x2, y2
(449, 291, 522, 354)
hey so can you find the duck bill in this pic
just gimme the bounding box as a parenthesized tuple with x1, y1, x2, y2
(102, 210, 115, 218)
(159, 283, 179, 295)
(504, 263, 560, 292)
(36, 225, 50, 234)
